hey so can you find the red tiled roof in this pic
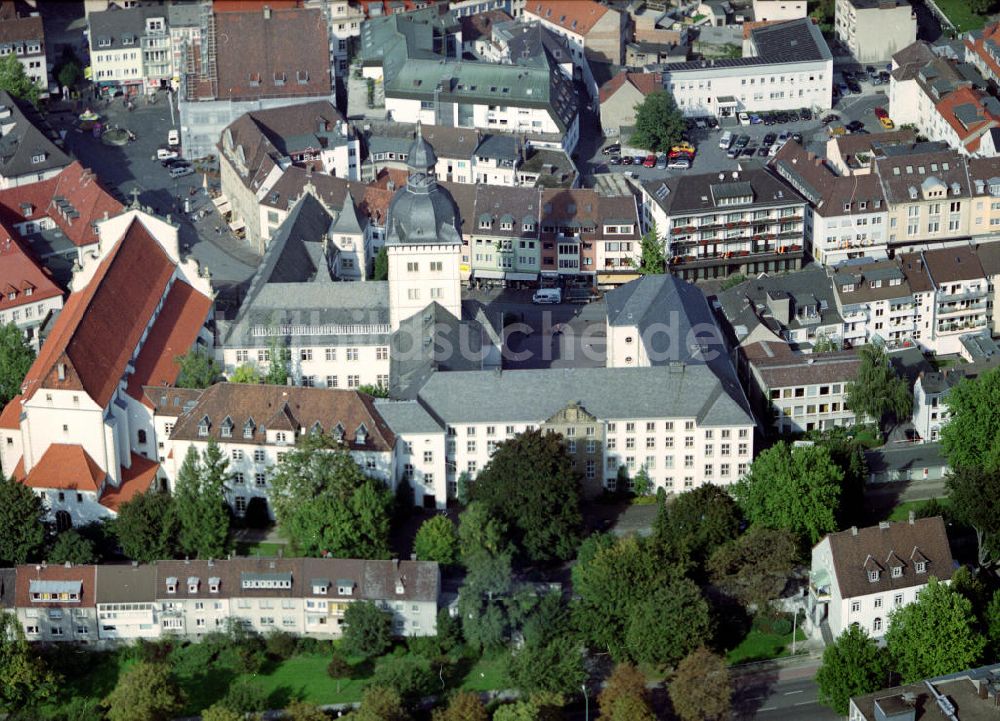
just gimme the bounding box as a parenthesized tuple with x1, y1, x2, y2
(125, 280, 213, 407)
(0, 224, 62, 311)
(204, 8, 331, 102)
(966, 22, 1000, 82)
(213, 0, 300, 11)
(23, 444, 105, 492)
(598, 71, 661, 104)
(0, 161, 123, 249)
(934, 86, 999, 147)
(527, 0, 610, 36)
(15, 564, 97, 608)
(99, 454, 158, 512)
(19, 218, 176, 407)
(0, 394, 21, 429)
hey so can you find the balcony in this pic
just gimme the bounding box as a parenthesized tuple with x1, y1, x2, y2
(669, 244, 804, 269)
(938, 288, 986, 304)
(937, 301, 986, 317)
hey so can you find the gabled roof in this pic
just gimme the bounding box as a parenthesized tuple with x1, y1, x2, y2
(22, 444, 104, 492)
(0, 224, 62, 311)
(15, 563, 97, 608)
(19, 217, 176, 406)
(598, 71, 662, 104)
(99, 454, 159, 512)
(824, 517, 954, 599)
(0, 91, 71, 181)
(0, 161, 123, 248)
(527, 0, 611, 35)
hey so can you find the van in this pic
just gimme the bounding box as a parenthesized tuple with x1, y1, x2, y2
(169, 165, 194, 178)
(719, 131, 733, 150)
(167, 129, 180, 147)
(532, 288, 562, 304)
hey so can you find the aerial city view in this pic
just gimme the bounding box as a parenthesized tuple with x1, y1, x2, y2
(2, 0, 1000, 719)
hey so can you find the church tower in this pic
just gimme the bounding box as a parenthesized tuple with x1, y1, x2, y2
(385, 125, 462, 331)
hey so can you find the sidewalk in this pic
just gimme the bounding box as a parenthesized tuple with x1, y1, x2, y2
(730, 650, 823, 683)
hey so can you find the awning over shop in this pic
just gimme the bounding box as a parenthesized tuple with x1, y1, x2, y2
(506, 272, 538, 282)
(597, 272, 642, 285)
(229, 217, 246, 232)
(474, 269, 505, 280)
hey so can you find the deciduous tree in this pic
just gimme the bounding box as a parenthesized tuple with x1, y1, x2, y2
(947, 466, 1000, 565)
(597, 663, 652, 721)
(0, 54, 38, 105)
(659, 484, 741, 563)
(414, 515, 459, 565)
(508, 636, 586, 697)
(624, 579, 713, 667)
(816, 624, 886, 714)
(0, 322, 33, 406)
(0, 611, 56, 714)
(0, 476, 45, 565)
(350, 685, 410, 721)
(670, 647, 731, 721)
(47, 530, 97, 565)
(284, 699, 330, 721)
(175, 349, 221, 389)
(112, 490, 178, 562)
(630, 90, 685, 152)
(358, 383, 390, 398)
(940, 366, 1000, 472)
(845, 341, 912, 435)
(369, 654, 438, 705)
(707, 527, 799, 609)
(885, 578, 985, 682)
(470, 428, 582, 563)
(264, 337, 290, 386)
(342, 600, 392, 659)
(432, 691, 488, 721)
(269, 432, 393, 558)
(103, 661, 185, 721)
(200, 704, 241, 721)
(229, 363, 261, 383)
(733, 442, 842, 545)
(637, 224, 665, 275)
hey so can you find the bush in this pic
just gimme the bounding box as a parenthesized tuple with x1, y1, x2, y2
(222, 678, 268, 714)
(327, 654, 353, 679)
(369, 653, 438, 704)
(296, 636, 324, 655)
(752, 612, 792, 636)
(234, 644, 267, 674)
(134, 638, 174, 663)
(265, 630, 298, 660)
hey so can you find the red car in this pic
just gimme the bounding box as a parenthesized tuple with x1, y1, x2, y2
(874, 106, 888, 119)
(668, 149, 695, 160)
(642, 154, 657, 167)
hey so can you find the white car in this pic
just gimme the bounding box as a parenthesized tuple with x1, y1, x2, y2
(738, 112, 750, 126)
(167, 129, 180, 147)
(157, 147, 178, 160)
(667, 157, 691, 170)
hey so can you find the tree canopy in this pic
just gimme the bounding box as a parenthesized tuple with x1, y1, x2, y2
(414, 515, 459, 565)
(598, 664, 652, 721)
(268, 432, 393, 558)
(470, 428, 582, 563)
(845, 341, 912, 435)
(373, 247, 389, 281)
(103, 661, 185, 721)
(707, 526, 799, 609)
(229, 364, 261, 384)
(0, 54, 39, 105)
(0, 611, 55, 714)
(659, 484, 741, 563)
(112, 490, 178, 563)
(946, 466, 1000, 565)
(732, 442, 842, 545)
(175, 349, 221, 389)
(174, 442, 230, 559)
(507, 636, 587, 697)
(431, 691, 488, 721)
(885, 578, 985, 683)
(0, 322, 34, 407)
(0, 476, 46, 565)
(630, 90, 685, 152)
(349, 685, 411, 721)
(264, 338, 290, 386)
(670, 647, 731, 721)
(341, 600, 392, 659)
(816, 624, 886, 714)
(47, 530, 97, 565)
(940, 366, 1000, 472)
(637, 224, 666, 275)
(623, 579, 713, 667)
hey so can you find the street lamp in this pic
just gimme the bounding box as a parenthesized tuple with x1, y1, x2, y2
(582, 683, 589, 721)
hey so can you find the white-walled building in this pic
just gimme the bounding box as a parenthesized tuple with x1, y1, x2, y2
(835, 0, 916, 64)
(753, 0, 807, 21)
(0, 93, 72, 189)
(0, 4, 47, 97)
(832, 259, 918, 351)
(88, 4, 171, 94)
(14, 564, 98, 644)
(0, 210, 213, 527)
(808, 517, 954, 643)
(662, 19, 833, 118)
(0, 227, 64, 350)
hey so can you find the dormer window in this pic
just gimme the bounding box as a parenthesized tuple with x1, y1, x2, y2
(356, 424, 368, 445)
(337, 580, 354, 596)
(248, 73, 261, 87)
(24, 287, 32, 297)
(915, 561, 926, 573)
(166, 577, 177, 594)
(221, 416, 234, 438)
(273, 72, 286, 86)
(209, 577, 220, 593)
(187, 577, 199, 593)
(296, 70, 310, 84)
(198, 416, 210, 437)
(311, 421, 323, 436)
(395, 581, 405, 595)
(98, 36, 111, 47)
(122, 35, 134, 46)
(244, 418, 255, 439)
(57, 363, 66, 381)
(312, 580, 329, 595)
(333, 423, 345, 442)
(868, 571, 879, 582)
(891, 566, 902, 578)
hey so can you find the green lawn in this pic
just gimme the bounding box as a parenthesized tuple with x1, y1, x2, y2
(726, 627, 807, 665)
(235, 540, 287, 557)
(933, 0, 989, 32)
(461, 653, 510, 692)
(250, 653, 370, 706)
(887, 497, 948, 522)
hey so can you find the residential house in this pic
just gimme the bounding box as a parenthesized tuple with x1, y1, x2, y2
(752, 0, 806, 21)
(15, 563, 99, 644)
(744, 340, 860, 434)
(771, 140, 889, 265)
(88, 4, 171, 95)
(978, 242, 1000, 333)
(849, 665, 1000, 721)
(178, 6, 334, 159)
(0, 224, 63, 350)
(0, 210, 214, 526)
(95, 564, 162, 641)
(0, 93, 72, 189)
(912, 358, 1000, 442)
(835, 0, 916, 63)
(304, 0, 366, 77)
(808, 516, 954, 643)
(167, 2, 202, 91)
(831, 258, 918, 350)
(0, 161, 124, 274)
(359, 6, 580, 152)
(217, 101, 360, 251)
(467, 184, 543, 283)
(640, 168, 807, 281)
(661, 19, 833, 118)
(965, 21, 1000, 87)
(598, 71, 661, 137)
(0, 2, 47, 96)
(825, 128, 918, 176)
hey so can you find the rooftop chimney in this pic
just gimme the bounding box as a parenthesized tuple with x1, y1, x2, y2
(851, 526, 858, 535)
(879, 521, 891, 530)
(263, 5, 271, 19)
(908, 510, 916, 524)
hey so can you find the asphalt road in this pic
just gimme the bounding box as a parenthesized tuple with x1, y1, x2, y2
(733, 674, 840, 721)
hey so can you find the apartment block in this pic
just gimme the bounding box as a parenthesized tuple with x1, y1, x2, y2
(0, 3, 47, 96)
(835, 0, 916, 63)
(88, 4, 171, 94)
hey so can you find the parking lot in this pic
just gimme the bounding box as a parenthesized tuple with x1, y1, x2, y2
(590, 72, 894, 184)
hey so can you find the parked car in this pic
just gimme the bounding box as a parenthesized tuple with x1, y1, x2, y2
(838, 82, 850, 96)
(156, 147, 178, 161)
(667, 157, 691, 169)
(791, 132, 803, 143)
(757, 146, 770, 157)
(821, 114, 839, 125)
(656, 154, 668, 169)
(161, 157, 188, 168)
(602, 143, 621, 155)
(800, 108, 813, 120)
(762, 133, 777, 146)
(846, 119, 865, 132)
(866, 65, 877, 78)
(669, 149, 694, 160)
(167, 129, 180, 147)
(750, 114, 763, 124)
(777, 132, 790, 143)
(707, 117, 719, 128)
(719, 131, 734, 149)
(169, 165, 194, 178)
(633, 155, 645, 165)
(741, 146, 757, 157)
(763, 113, 777, 126)
(878, 71, 890, 84)
(738, 111, 750, 125)
(776, 112, 789, 123)
(874, 106, 889, 119)
(609, 155, 622, 165)
(879, 116, 895, 129)
(735, 134, 751, 148)
(695, 117, 708, 129)
(787, 111, 799, 122)
(671, 141, 696, 154)
(643, 154, 657, 167)
(848, 80, 862, 94)
(622, 156, 633, 165)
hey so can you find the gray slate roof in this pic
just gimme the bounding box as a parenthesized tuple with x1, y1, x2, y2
(374, 399, 444, 434)
(415, 365, 755, 427)
(642, 168, 804, 214)
(0, 92, 71, 181)
(95, 564, 158, 604)
(89, 5, 166, 50)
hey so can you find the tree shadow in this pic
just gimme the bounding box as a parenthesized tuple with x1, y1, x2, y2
(266, 684, 296, 710)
